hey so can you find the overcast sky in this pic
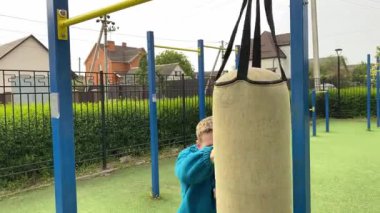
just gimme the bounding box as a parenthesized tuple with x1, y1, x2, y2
(1, 0, 380, 72)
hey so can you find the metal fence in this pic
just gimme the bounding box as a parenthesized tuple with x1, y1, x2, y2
(0, 70, 214, 190)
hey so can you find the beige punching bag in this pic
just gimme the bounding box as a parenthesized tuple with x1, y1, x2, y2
(213, 0, 292, 212)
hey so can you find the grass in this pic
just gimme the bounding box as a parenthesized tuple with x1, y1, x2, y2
(0, 119, 379, 212)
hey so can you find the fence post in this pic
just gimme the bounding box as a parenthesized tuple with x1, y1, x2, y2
(99, 71, 107, 170)
(181, 74, 186, 145)
(325, 91, 330, 132)
(367, 54, 371, 131)
(147, 31, 160, 198)
(377, 57, 380, 127)
(312, 90, 317, 136)
(198, 39, 206, 120)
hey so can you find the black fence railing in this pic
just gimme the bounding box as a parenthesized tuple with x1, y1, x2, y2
(0, 70, 214, 190)
(308, 77, 379, 118)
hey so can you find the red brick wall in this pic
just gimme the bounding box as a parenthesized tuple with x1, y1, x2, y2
(85, 44, 144, 85)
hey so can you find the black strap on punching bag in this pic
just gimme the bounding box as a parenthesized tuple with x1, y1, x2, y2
(215, 0, 248, 81)
(215, 0, 287, 84)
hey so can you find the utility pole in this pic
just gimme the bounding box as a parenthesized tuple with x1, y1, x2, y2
(96, 15, 118, 97)
(311, 0, 321, 90)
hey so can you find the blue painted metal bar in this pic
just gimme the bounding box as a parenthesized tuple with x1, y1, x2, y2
(377, 57, 380, 127)
(325, 91, 330, 132)
(290, 0, 311, 212)
(367, 54, 371, 131)
(147, 31, 160, 198)
(47, 0, 77, 212)
(235, 45, 240, 70)
(312, 90, 317, 136)
(198, 40, 206, 120)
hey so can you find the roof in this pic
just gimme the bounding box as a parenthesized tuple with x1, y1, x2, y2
(86, 43, 145, 63)
(250, 31, 290, 60)
(0, 35, 48, 60)
(156, 63, 182, 75)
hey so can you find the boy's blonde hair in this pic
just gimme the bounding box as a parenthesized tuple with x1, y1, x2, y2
(196, 116, 213, 139)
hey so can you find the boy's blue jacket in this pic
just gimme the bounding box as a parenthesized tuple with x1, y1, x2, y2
(175, 145, 216, 213)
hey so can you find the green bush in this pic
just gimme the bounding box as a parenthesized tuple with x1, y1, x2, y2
(0, 96, 212, 189)
(313, 88, 378, 118)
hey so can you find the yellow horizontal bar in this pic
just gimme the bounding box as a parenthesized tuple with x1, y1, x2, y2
(155, 45, 199, 53)
(204, 45, 238, 52)
(61, 0, 151, 27)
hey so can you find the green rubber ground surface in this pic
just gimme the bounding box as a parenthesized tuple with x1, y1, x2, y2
(0, 119, 379, 212)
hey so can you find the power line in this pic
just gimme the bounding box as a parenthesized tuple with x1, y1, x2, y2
(336, 0, 380, 10)
(0, 13, 221, 43)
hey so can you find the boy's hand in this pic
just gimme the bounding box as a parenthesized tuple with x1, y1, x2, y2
(210, 149, 215, 163)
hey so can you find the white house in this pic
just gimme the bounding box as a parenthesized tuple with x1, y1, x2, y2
(0, 35, 50, 104)
(250, 31, 291, 79)
(122, 63, 185, 85)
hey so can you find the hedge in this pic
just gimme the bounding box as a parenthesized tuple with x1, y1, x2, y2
(313, 88, 378, 118)
(0, 96, 211, 189)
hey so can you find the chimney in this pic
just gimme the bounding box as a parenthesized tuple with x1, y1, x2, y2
(107, 41, 115, 51)
(122, 42, 127, 48)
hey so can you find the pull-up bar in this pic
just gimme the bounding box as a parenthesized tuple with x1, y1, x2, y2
(155, 45, 199, 53)
(204, 45, 239, 52)
(47, 0, 152, 212)
(151, 34, 206, 120)
(57, 0, 151, 40)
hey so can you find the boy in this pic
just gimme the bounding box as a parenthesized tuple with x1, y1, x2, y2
(175, 116, 216, 213)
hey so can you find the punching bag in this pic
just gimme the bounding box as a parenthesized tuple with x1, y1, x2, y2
(213, 0, 292, 212)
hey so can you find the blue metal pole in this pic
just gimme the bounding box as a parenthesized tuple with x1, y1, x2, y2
(235, 45, 240, 70)
(367, 54, 371, 131)
(325, 91, 330, 132)
(290, 0, 310, 212)
(47, 1, 77, 212)
(312, 90, 317, 136)
(376, 57, 380, 127)
(198, 40, 206, 120)
(147, 31, 160, 198)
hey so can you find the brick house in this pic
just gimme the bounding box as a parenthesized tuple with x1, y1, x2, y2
(85, 41, 145, 85)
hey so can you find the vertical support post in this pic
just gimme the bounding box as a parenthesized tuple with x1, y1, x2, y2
(47, 1, 77, 212)
(99, 71, 107, 170)
(312, 90, 317, 136)
(290, 0, 311, 212)
(198, 39, 206, 120)
(367, 54, 371, 131)
(147, 31, 160, 198)
(235, 45, 240, 70)
(376, 57, 380, 127)
(325, 91, 330, 132)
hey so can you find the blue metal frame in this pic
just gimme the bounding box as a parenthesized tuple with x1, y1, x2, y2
(325, 91, 330, 132)
(290, 0, 311, 212)
(47, 1, 77, 212)
(147, 31, 160, 198)
(235, 45, 240, 70)
(367, 54, 371, 131)
(312, 90, 317, 136)
(377, 57, 380, 128)
(198, 40, 206, 120)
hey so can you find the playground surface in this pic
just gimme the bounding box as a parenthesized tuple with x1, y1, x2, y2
(0, 119, 379, 213)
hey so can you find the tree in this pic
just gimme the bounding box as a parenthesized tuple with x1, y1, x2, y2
(136, 50, 195, 85)
(309, 55, 350, 83)
(155, 50, 195, 77)
(352, 62, 367, 83)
